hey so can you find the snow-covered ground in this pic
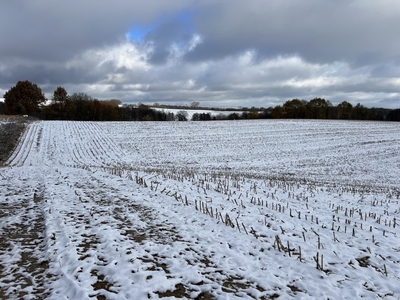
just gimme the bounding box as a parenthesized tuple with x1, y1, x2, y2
(0, 119, 399, 299)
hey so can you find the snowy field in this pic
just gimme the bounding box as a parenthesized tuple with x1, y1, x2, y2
(0, 119, 400, 299)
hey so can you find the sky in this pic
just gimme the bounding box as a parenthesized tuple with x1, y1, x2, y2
(0, 0, 399, 109)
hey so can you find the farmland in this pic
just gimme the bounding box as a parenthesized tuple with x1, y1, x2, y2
(1, 119, 400, 299)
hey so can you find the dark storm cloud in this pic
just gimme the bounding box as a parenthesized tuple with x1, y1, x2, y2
(370, 64, 400, 78)
(0, 0, 189, 61)
(143, 21, 194, 64)
(189, 0, 400, 66)
(0, 64, 106, 87)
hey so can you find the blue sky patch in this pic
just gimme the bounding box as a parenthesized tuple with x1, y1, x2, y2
(128, 9, 195, 42)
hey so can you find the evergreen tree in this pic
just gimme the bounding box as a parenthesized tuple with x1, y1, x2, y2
(4, 81, 46, 115)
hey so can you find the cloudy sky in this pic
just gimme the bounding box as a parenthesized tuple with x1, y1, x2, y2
(1, 0, 399, 108)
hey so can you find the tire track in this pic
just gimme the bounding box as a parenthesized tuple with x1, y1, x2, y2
(0, 172, 51, 299)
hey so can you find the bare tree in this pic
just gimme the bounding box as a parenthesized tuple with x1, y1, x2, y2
(191, 101, 200, 108)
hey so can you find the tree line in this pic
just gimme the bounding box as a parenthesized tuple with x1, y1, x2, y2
(1, 81, 180, 121)
(268, 98, 397, 121)
(1, 80, 399, 121)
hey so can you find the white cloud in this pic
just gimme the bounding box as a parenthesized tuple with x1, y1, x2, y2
(59, 41, 400, 108)
(66, 42, 151, 73)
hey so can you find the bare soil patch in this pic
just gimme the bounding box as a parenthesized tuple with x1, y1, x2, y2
(0, 116, 31, 165)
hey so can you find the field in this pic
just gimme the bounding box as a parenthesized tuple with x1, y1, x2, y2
(0, 119, 400, 299)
